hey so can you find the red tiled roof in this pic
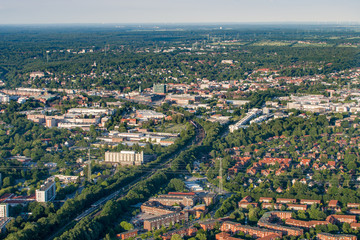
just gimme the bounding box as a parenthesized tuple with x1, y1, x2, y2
(350, 223, 360, 229)
(168, 192, 195, 196)
(259, 197, 273, 202)
(328, 200, 339, 207)
(300, 199, 321, 205)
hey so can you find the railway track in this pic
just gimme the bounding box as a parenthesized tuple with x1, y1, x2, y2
(48, 120, 205, 240)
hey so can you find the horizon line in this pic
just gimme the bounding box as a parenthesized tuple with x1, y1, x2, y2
(1, 21, 360, 27)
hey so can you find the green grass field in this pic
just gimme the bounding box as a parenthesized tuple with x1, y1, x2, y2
(251, 41, 292, 46)
(292, 42, 334, 47)
(337, 44, 358, 48)
(156, 123, 187, 133)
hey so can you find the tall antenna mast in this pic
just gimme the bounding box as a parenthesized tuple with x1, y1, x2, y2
(219, 158, 223, 194)
(88, 147, 91, 182)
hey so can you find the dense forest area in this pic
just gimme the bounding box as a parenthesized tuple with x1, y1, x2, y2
(0, 25, 359, 90)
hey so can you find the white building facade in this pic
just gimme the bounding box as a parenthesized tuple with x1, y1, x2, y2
(36, 181, 56, 202)
(105, 151, 144, 165)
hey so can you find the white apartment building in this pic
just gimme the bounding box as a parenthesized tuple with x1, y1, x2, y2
(67, 108, 114, 116)
(0, 204, 8, 218)
(136, 110, 166, 120)
(105, 151, 144, 165)
(229, 108, 262, 133)
(0, 94, 10, 104)
(36, 181, 56, 202)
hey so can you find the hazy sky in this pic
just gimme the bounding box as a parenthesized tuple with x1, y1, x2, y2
(0, 0, 359, 24)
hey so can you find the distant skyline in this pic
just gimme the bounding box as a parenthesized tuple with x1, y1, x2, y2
(0, 0, 359, 25)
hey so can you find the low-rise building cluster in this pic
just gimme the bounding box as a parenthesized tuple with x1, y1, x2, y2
(26, 107, 114, 131)
(98, 130, 179, 147)
(286, 93, 360, 113)
(216, 210, 359, 240)
(245, 157, 292, 176)
(131, 191, 216, 233)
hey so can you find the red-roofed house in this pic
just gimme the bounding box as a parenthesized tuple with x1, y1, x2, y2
(300, 199, 321, 205)
(277, 198, 296, 204)
(327, 161, 336, 169)
(200, 220, 219, 231)
(300, 159, 311, 166)
(262, 203, 282, 210)
(246, 167, 257, 175)
(257, 233, 281, 240)
(239, 196, 258, 208)
(349, 209, 360, 215)
(317, 233, 357, 240)
(216, 232, 242, 240)
(287, 204, 307, 211)
(285, 219, 328, 228)
(347, 203, 360, 208)
(350, 223, 360, 229)
(259, 158, 291, 166)
(117, 229, 138, 240)
(168, 192, 196, 196)
(261, 169, 271, 177)
(259, 197, 273, 203)
(327, 215, 356, 224)
(328, 200, 339, 208)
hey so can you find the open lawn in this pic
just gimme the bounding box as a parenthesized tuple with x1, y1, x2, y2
(337, 44, 358, 48)
(251, 41, 292, 46)
(156, 123, 187, 133)
(292, 42, 334, 47)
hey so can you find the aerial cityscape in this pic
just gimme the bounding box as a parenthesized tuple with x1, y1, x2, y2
(0, 1, 360, 240)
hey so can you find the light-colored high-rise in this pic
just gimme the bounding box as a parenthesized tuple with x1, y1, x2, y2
(36, 181, 56, 202)
(105, 151, 144, 165)
(0, 204, 8, 218)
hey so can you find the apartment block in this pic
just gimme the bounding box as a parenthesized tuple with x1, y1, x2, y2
(347, 203, 360, 208)
(35, 181, 56, 202)
(300, 199, 321, 205)
(199, 220, 219, 231)
(0, 204, 8, 218)
(262, 203, 282, 210)
(287, 204, 307, 211)
(140, 201, 176, 215)
(258, 212, 303, 236)
(216, 232, 244, 240)
(317, 233, 357, 240)
(326, 215, 357, 224)
(143, 212, 188, 231)
(276, 198, 297, 204)
(117, 229, 138, 240)
(259, 197, 273, 203)
(221, 221, 282, 238)
(161, 226, 197, 240)
(149, 192, 196, 207)
(285, 219, 328, 229)
(105, 151, 144, 165)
